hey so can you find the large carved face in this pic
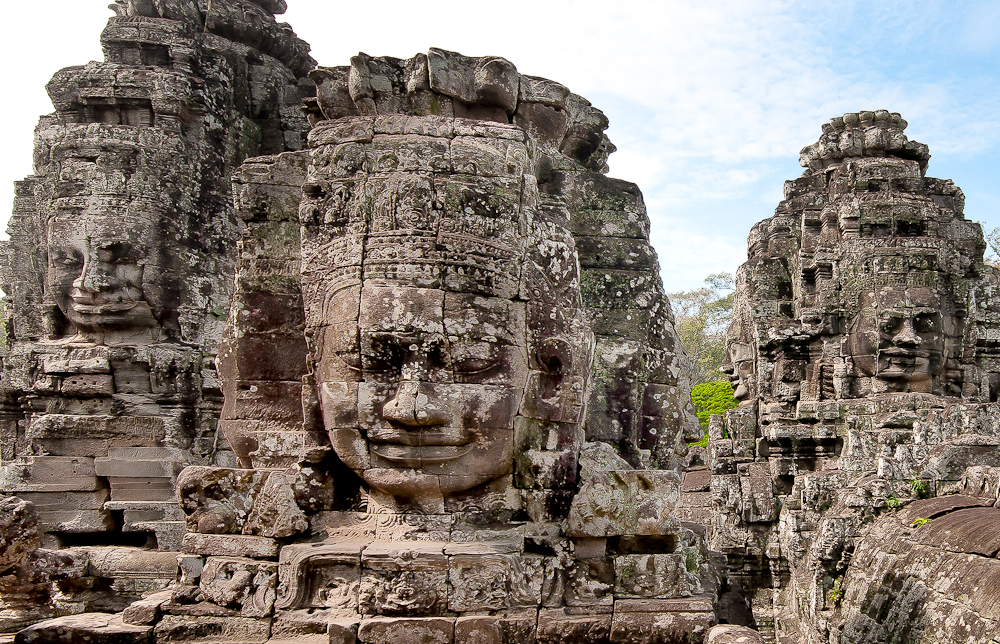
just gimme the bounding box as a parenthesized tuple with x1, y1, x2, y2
(46, 210, 159, 338)
(847, 286, 949, 393)
(317, 285, 529, 505)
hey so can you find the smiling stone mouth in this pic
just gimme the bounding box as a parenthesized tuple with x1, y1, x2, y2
(71, 301, 139, 314)
(371, 444, 474, 465)
(880, 348, 931, 358)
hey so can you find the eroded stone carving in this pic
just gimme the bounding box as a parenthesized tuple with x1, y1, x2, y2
(0, 0, 315, 628)
(705, 111, 1000, 643)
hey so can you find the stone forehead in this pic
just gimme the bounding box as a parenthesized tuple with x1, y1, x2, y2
(874, 286, 938, 309)
(299, 115, 558, 301)
(353, 286, 526, 343)
(46, 196, 170, 227)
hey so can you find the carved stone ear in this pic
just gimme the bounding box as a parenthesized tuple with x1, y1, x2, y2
(537, 337, 573, 375)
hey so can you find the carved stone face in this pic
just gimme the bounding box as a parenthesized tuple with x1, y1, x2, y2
(721, 340, 755, 403)
(318, 285, 528, 505)
(46, 211, 158, 338)
(847, 286, 948, 393)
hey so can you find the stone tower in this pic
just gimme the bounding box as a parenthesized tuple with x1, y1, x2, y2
(710, 111, 1000, 642)
(0, 0, 314, 622)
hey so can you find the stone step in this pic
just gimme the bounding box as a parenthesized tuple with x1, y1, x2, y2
(15, 613, 151, 644)
(107, 477, 177, 502)
(0, 457, 103, 492)
(95, 458, 188, 479)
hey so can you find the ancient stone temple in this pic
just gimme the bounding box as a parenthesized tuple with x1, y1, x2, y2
(709, 111, 1000, 643)
(5, 3, 1000, 643)
(0, 0, 313, 629)
(0, 1, 743, 640)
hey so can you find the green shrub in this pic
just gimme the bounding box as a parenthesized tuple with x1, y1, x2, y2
(829, 576, 844, 605)
(910, 478, 930, 499)
(690, 381, 738, 428)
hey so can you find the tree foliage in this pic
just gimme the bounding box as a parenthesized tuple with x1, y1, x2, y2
(669, 273, 734, 386)
(691, 380, 738, 428)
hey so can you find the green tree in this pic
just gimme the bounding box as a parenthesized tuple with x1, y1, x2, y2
(691, 380, 738, 429)
(669, 272, 734, 386)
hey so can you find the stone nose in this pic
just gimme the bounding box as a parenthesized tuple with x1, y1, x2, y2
(381, 380, 450, 428)
(73, 257, 116, 293)
(892, 319, 921, 346)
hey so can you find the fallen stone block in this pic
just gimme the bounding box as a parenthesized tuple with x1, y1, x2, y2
(358, 617, 455, 644)
(153, 614, 271, 642)
(15, 613, 152, 644)
(706, 625, 765, 644)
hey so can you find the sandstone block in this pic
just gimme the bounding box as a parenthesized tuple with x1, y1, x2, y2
(358, 617, 455, 644)
(182, 533, 279, 558)
(536, 608, 611, 644)
(153, 615, 271, 643)
(200, 556, 278, 618)
(706, 625, 765, 644)
(15, 613, 151, 644)
(123, 590, 174, 625)
(567, 470, 681, 537)
(0, 457, 103, 492)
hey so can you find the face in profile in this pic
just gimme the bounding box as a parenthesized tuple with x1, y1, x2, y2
(317, 285, 529, 505)
(720, 340, 755, 403)
(847, 286, 947, 393)
(46, 212, 158, 338)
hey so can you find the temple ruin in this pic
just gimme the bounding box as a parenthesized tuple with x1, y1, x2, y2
(0, 3, 998, 644)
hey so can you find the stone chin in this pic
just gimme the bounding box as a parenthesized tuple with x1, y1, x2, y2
(361, 461, 514, 501)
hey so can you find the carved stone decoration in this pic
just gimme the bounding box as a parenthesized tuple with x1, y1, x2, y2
(567, 470, 681, 537)
(448, 553, 543, 612)
(275, 542, 362, 612)
(199, 556, 278, 618)
(706, 111, 1000, 643)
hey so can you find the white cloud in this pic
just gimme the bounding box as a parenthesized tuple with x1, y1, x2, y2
(0, 0, 996, 293)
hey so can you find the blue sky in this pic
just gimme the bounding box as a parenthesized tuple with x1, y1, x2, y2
(1, 0, 997, 292)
